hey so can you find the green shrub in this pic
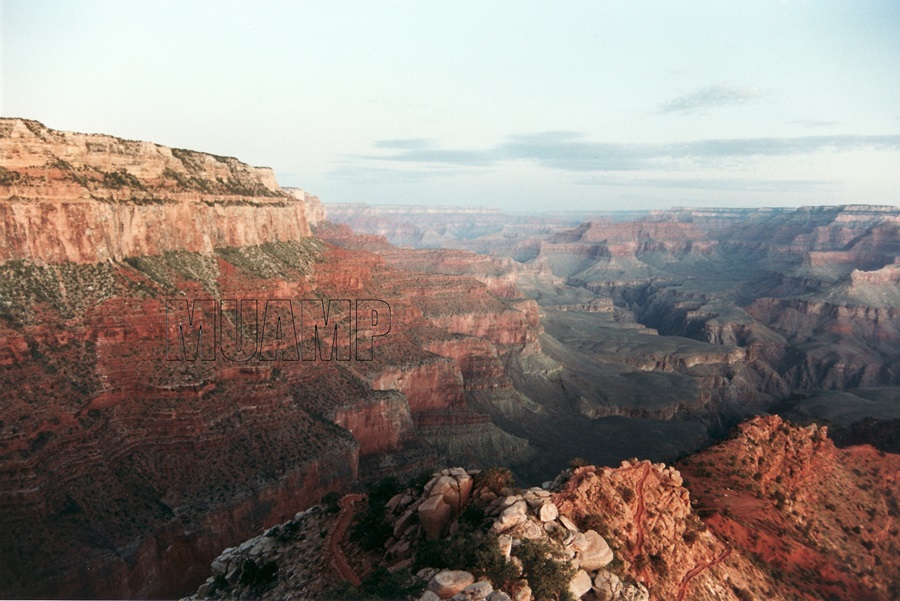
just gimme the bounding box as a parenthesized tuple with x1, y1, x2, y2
(406, 470, 433, 492)
(360, 567, 423, 599)
(474, 536, 520, 590)
(238, 559, 278, 596)
(415, 532, 520, 591)
(475, 467, 515, 495)
(513, 539, 576, 601)
(102, 169, 145, 190)
(350, 477, 404, 550)
(458, 503, 486, 531)
(617, 485, 635, 503)
(321, 491, 341, 514)
(414, 532, 479, 571)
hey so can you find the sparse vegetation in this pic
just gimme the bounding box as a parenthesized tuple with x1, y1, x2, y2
(321, 491, 341, 514)
(513, 539, 576, 601)
(238, 558, 278, 596)
(569, 457, 588, 469)
(474, 467, 515, 495)
(0, 166, 21, 185)
(102, 169, 145, 190)
(350, 477, 402, 551)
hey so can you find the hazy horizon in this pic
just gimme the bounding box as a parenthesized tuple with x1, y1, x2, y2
(3, 1, 899, 212)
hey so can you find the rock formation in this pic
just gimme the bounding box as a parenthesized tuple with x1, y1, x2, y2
(0, 120, 540, 598)
(190, 416, 900, 600)
(0, 118, 317, 264)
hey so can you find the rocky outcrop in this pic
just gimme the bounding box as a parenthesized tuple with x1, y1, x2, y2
(190, 417, 900, 600)
(284, 186, 325, 227)
(0, 118, 315, 264)
(677, 415, 900, 601)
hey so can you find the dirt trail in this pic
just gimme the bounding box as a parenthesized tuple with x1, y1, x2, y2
(633, 462, 651, 555)
(675, 544, 733, 601)
(327, 493, 366, 587)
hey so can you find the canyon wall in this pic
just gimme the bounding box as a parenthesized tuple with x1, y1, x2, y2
(0, 121, 542, 598)
(0, 119, 313, 264)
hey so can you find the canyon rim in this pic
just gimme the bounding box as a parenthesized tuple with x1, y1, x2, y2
(1, 118, 898, 600)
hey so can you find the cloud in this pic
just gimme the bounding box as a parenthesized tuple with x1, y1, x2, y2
(499, 132, 650, 171)
(374, 138, 432, 149)
(659, 85, 761, 114)
(574, 176, 834, 192)
(789, 120, 839, 128)
(672, 134, 900, 157)
(363, 147, 494, 167)
(356, 132, 900, 173)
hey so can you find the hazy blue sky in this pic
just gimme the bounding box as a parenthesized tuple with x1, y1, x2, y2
(3, 1, 899, 211)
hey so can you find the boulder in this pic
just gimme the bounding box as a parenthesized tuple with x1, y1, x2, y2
(568, 569, 593, 599)
(538, 502, 559, 522)
(433, 476, 458, 499)
(428, 570, 476, 599)
(419, 591, 442, 601)
(620, 583, 649, 601)
(394, 507, 418, 539)
(451, 580, 493, 601)
(492, 500, 528, 533)
(457, 475, 474, 507)
(386, 493, 404, 513)
(419, 494, 453, 540)
(577, 530, 613, 570)
(521, 520, 544, 540)
(593, 570, 623, 601)
(566, 532, 588, 552)
(559, 515, 579, 532)
(497, 535, 513, 559)
(487, 592, 512, 601)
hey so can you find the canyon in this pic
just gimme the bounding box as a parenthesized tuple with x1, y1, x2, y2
(1, 119, 898, 599)
(327, 201, 900, 444)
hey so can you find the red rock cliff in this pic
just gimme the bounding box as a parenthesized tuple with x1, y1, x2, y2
(0, 118, 315, 264)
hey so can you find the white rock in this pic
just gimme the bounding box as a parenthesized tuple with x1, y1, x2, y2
(559, 515, 579, 532)
(568, 569, 593, 599)
(538, 502, 559, 522)
(521, 519, 544, 540)
(620, 583, 649, 601)
(567, 532, 588, 552)
(210, 558, 228, 576)
(578, 530, 614, 570)
(593, 570, 622, 601)
(433, 475, 458, 497)
(428, 570, 475, 599)
(492, 500, 528, 532)
(486, 592, 511, 601)
(497, 535, 513, 559)
(419, 591, 442, 601)
(451, 580, 493, 601)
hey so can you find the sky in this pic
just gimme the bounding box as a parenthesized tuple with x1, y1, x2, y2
(2, 1, 899, 212)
